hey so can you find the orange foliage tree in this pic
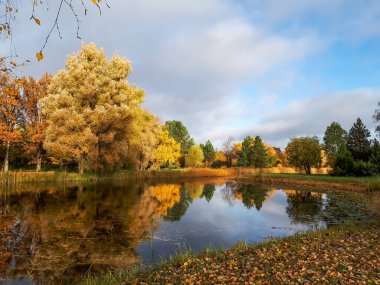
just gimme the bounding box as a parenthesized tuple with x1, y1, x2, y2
(19, 73, 51, 171)
(0, 72, 22, 172)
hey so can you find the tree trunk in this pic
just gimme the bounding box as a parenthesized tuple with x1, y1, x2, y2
(78, 159, 84, 174)
(36, 152, 42, 172)
(305, 165, 311, 175)
(3, 140, 10, 173)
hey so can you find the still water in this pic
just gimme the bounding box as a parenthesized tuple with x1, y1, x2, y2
(0, 179, 373, 284)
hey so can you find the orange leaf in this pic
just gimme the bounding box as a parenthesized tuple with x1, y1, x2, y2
(36, 52, 44, 62)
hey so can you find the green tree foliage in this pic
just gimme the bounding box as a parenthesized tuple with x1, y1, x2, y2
(200, 140, 216, 165)
(332, 140, 380, 177)
(251, 136, 268, 168)
(286, 191, 323, 224)
(369, 139, 380, 176)
(347, 118, 371, 161)
(201, 184, 216, 203)
(164, 120, 194, 154)
(237, 184, 269, 211)
(184, 145, 204, 167)
(331, 148, 355, 176)
(374, 102, 380, 137)
(237, 136, 254, 167)
(285, 136, 322, 174)
(323, 122, 347, 166)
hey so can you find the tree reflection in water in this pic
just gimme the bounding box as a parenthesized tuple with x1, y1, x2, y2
(0, 182, 183, 284)
(220, 182, 272, 210)
(284, 190, 324, 225)
(0, 180, 372, 284)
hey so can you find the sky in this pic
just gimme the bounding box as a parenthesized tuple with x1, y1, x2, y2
(4, 0, 380, 148)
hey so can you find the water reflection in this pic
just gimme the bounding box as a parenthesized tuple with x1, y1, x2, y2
(0, 180, 373, 284)
(285, 190, 325, 225)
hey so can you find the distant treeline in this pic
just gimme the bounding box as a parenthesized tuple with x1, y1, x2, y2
(0, 43, 379, 177)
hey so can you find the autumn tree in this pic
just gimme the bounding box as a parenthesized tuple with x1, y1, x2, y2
(184, 145, 204, 168)
(265, 144, 279, 167)
(346, 118, 371, 161)
(323, 122, 347, 167)
(200, 140, 216, 165)
(152, 129, 181, 169)
(19, 74, 51, 171)
(164, 120, 194, 154)
(285, 136, 322, 174)
(212, 151, 227, 168)
(41, 43, 146, 173)
(0, 72, 22, 172)
(127, 110, 160, 170)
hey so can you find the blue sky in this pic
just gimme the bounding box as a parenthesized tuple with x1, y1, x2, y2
(4, 0, 380, 148)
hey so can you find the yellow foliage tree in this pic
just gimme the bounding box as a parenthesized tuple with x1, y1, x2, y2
(184, 145, 204, 168)
(128, 110, 160, 170)
(152, 129, 181, 169)
(41, 43, 146, 173)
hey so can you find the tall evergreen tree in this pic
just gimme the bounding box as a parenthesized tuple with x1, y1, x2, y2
(323, 122, 347, 166)
(251, 136, 267, 168)
(200, 140, 216, 164)
(237, 136, 254, 167)
(164, 120, 194, 154)
(369, 139, 380, 175)
(374, 102, 380, 137)
(346, 118, 371, 161)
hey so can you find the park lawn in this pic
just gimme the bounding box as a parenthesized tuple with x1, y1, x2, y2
(245, 172, 380, 192)
(257, 172, 380, 183)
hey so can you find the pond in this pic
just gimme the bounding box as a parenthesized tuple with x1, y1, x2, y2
(0, 179, 374, 284)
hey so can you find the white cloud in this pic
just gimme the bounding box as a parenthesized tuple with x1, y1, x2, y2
(7, 0, 380, 149)
(238, 89, 380, 148)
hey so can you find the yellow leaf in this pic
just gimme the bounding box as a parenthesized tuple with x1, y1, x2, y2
(36, 52, 44, 61)
(92, 0, 97, 3)
(34, 18, 41, 25)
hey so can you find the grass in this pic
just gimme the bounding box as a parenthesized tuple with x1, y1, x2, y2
(1, 168, 379, 193)
(258, 172, 380, 183)
(245, 172, 380, 192)
(0, 168, 254, 184)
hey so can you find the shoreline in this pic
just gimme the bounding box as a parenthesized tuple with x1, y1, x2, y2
(1, 169, 379, 192)
(84, 221, 380, 285)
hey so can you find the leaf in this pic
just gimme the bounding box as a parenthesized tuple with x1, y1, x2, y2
(92, 0, 97, 3)
(36, 52, 44, 62)
(34, 18, 41, 25)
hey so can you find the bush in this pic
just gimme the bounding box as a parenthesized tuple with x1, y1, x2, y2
(331, 149, 355, 176)
(353, 160, 377, 177)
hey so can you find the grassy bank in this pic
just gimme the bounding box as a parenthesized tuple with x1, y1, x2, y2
(0, 168, 254, 185)
(244, 173, 380, 192)
(83, 221, 380, 285)
(1, 169, 380, 192)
